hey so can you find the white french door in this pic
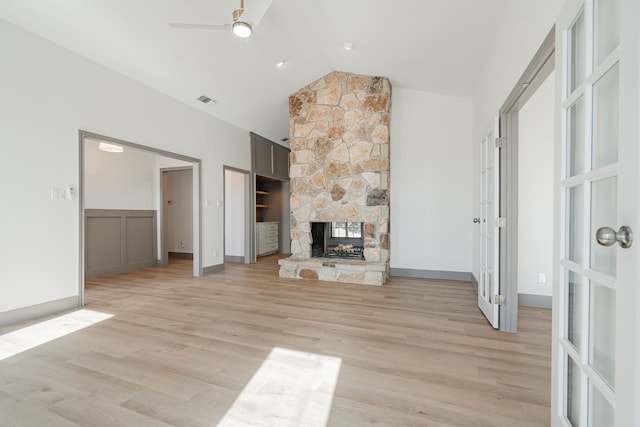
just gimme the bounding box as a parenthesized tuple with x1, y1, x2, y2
(555, 0, 639, 425)
(478, 121, 500, 328)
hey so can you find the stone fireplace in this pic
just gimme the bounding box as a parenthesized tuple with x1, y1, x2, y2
(278, 71, 391, 285)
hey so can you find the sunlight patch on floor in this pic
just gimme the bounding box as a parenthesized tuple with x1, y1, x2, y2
(217, 347, 342, 427)
(0, 309, 113, 361)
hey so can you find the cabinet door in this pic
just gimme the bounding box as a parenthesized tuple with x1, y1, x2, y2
(256, 229, 262, 255)
(272, 144, 290, 179)
(264, 224, 278, 252)
(252, 135, 273, 176)
(255, 225, 266, 256)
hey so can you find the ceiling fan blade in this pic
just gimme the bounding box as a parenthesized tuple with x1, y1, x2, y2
(169, 22, 230, 30)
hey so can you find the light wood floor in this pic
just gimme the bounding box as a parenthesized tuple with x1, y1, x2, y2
(0, 255, 551, 426)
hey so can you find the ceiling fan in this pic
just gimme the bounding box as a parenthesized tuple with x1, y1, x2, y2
(169, 0, 254, 38)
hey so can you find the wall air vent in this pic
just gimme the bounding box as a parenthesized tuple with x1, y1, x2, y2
(197, 95, 216, 104)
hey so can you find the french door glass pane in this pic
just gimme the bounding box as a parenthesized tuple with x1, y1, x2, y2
(488, 232, 494, 270)
(567, 185, 584, 263)
(482, 272, 487, 298)
(567, 97, 585, 177)
(482, 139, 487, 170)
(567, 356, 582, 426)
(480, 225, 485, 265)
(569, 11, 586, 94)
(488, 169, 494, 214)
(591, 384, 615, 427)
(590, 281, 615, 389)
(567, 271, 583, 351)
(489, 205, 494, 239)
(488, 140, 494, 168)
(595, 0, 620, 65)
(592, 64, 619, 169)
(590, 177, 617, 276)
(482, 190, 488, 236)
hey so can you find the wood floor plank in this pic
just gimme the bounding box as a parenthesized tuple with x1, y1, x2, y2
(0, 255, 552, 426)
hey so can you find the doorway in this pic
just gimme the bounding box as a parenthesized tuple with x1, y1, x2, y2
(477, 28, 555, 332)
(496, 28, 555, 332)
(161, 168, 194, 266)
(224, 167, 251, 264)
(516, 71, 555, 311)
(79, 130, 202, 304)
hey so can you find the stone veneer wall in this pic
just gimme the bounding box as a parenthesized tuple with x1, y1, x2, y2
(278, 71, 391, 285)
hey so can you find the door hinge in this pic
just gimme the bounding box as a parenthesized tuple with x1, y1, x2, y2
(495, 137, 506, 148)
(494, 294, 506, 305)
(495, 217, 507, 228)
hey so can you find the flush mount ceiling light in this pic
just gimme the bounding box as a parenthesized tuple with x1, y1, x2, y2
(232, 20, 252, 38)
(275, 60, 285, 68)
(231, 0, 252, 38)
(343, 41, 354, 51)
(99, 142, 123, 153)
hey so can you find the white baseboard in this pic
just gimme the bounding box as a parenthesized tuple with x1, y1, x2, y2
(0, 296, 79, 327)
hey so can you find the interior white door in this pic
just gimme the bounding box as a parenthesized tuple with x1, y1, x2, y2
(478, 120, 500, 328)
(555, 0, 639, 425)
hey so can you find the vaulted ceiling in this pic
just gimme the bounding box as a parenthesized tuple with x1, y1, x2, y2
(0, 0, 508, 144)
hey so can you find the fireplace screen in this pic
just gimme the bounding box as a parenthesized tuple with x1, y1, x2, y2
(311, 222, 364, 260)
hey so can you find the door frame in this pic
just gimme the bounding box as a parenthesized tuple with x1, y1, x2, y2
(78, 130, 202, 306)
(497, 27, 555, 332)
(223, 166, 252, 264)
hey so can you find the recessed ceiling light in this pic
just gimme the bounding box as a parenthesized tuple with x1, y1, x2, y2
(276, 60, 285, 68)
(343, 41, 354, 51)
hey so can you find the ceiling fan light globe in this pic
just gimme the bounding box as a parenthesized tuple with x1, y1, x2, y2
(232, 21, 252, 38)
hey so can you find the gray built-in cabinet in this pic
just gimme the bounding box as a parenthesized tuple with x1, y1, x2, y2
(256, 222, 279, 256)
(251, 132, 291, 258)
(251, 132, 290, 181)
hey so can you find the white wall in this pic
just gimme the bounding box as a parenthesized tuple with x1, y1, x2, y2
(224, 169, 245, 258)
(471, 0, 564, 282)
(518, 72, 555, 296)
(0, 19, 250, 314)
(85, 138, 156, 210)
(390, 88, 473, 273)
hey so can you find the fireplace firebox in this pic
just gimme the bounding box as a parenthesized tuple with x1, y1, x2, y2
(311, 222, 364, 260)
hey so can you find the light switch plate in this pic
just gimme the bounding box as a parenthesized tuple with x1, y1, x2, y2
(51, 188, 66, 200)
